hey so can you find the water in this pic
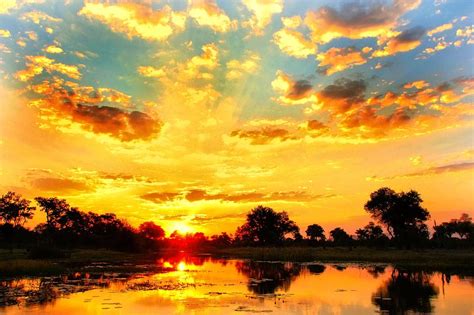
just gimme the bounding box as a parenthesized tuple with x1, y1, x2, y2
(0, 256, 472, 314)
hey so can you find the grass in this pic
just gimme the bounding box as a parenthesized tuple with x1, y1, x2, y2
(0, 259, 65, 277)
(213, 247, 474, 269)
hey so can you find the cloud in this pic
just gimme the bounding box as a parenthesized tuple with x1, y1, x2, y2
(226, 52, 260, 80)
(140, 188, 335, 204)
(242, 0, 283, 35)
(316, 78, 366, 113)
(189, 0, 234, 33)
(271, 71, 317, 105)
(30, 177, 91, 193)
(137, 65, 166, 78)
(59, 102, 162, 141)
(20, 10, 62, 24)
(304, 0, 421, 44)
(370, 162, 474, 181)
(230, 127, 291, 145)
(368, 79, 473, 108)
(427, 23, 453, 36)
(273, 28, 316, 58)
(15, 55, 81, 81)
(0, 29, 11, 37)
(79, 3, 186, 42)
(340, 106, 412, 137)
(317, 47, 368, 75)
(141, 192, 180, 203)
(44, 45, 63, 54)
(372, 26, 426, 57)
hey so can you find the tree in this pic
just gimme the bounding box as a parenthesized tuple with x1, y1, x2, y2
(35, 197, 71, 231)
(364, 188, 430, 246)
(356, 222, 385, 241)
(0, 192, 35, 226)
(138, 221, 165, 240)
(306, 224, 326, 242)
(330, 227, 352, 245)
(235, 206, 299, 245)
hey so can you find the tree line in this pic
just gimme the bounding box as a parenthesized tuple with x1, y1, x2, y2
(0, 187, 473, 255)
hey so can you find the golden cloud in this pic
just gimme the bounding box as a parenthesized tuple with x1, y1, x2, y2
(189, 0, 234, 33)
(15, 55, 81, 82)
(427, 23, 453, 36)
(242, 0, 283, 35)
(372, 26, 425, 57)
(304, 0, 420, 44)
(317, 47, 367, 75)
(271, 71, 317, 105)
(273, 28, 316, 59)
(79, 3, 186, 42)
(137, 65, 166, 78)
(226, 52, 260, 80)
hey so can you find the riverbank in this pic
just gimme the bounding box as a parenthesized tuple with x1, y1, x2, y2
(212, 247, 474, 269)
(1, 247, 473, 277)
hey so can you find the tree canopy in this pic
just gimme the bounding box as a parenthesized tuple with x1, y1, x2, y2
(364, 187, 430, 246)
(235, 205, 299, 245)
(0, 192, 35, 226)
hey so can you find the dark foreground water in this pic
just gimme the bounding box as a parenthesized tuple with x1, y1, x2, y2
(0, 256, 473, 314)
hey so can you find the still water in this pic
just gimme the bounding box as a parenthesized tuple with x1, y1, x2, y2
(0, 256, 473, 314)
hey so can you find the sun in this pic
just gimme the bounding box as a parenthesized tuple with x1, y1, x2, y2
(169, 222, 194, 235)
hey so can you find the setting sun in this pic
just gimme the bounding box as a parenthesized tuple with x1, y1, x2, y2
(170, 222, 194, 235)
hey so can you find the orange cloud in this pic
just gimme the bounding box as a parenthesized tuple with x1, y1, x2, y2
(315, 78, 366, 113)
(189, 0, 234, 33)
(15, 55, 81, 81)
(79, 3, 185, 42)
(242, 0, 283, 35)
(317, 47, 367, 75)
(20, 10, 62, 24)
(304, 0, 420, 44)
(372, 26, 426, 57)
(427, 23, 453, 36)
(273, 28, 316, 59)
(230, 127, 291, 145)
(271, 71, 317, 105)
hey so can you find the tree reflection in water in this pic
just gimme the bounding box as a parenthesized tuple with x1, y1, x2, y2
(372, 269, 439, 314)
(235, 261, 302, 294)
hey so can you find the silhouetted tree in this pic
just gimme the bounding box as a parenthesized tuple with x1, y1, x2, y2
(35, 197, 72, 232)
(138, 221, 165, 240)
(0, 192, 35, 226)
(364, 187, 430, 247)
(234, 206, 299, 245)
(330, 227, 352, 245)
(306, 224, 326, 242)
(210, 232, 232, 247)
(355, 222, 388, 246)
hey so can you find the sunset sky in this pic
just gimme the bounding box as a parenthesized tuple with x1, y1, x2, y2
(0, 0, 473, 236)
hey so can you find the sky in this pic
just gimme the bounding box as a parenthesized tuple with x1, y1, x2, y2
(0, 0, 473, 236)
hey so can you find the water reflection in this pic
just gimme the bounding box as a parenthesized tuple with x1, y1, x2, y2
(372, 270, 439, 314)
(235, 261, 301, 294)
(0, 257, 472, 314)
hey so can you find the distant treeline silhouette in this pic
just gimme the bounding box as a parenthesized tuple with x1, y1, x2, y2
(0, 187, 473, 254)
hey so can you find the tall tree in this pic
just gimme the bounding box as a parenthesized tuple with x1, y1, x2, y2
(138, 221, 165, 240)
(364, 187, 430, 246)
(306, 224, 326, 242)
(0, 191, 35, 226)
(235, 206, 299, 245)
(329, 227, 352, 245)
